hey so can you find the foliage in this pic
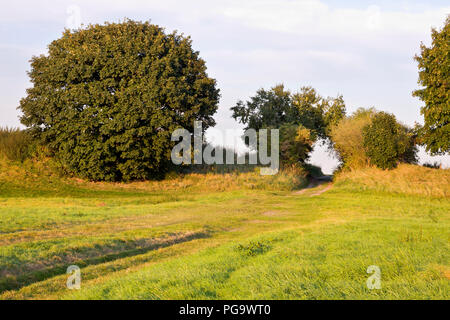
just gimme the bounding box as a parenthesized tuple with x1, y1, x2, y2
(330, 108, 417, 170)
(291, 87, 346, 139)
(231, 85, 346, 167)
(231, 84, 293, 132)
(0, 127, 34, 162)
(362, 112, 418, 169)
(330, 108, 376, 169)
(413, 17, 449, 155)
(236, 240, 271, 256)
(231, 85, 345, 140)
(279, 124, 315, 167)
(422, 162, 441, 169)
(322, 95, 347, 133)
(18, 20, 220, 181)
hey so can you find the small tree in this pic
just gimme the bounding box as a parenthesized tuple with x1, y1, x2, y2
(231, 84, 294, 131)
(19, 21, 220, 181)
(413, 17, 449, 155)
(362, 112, 417, 170)
(231, 85, 345, 167)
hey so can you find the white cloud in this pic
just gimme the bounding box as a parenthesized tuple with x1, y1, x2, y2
(2, 0, 448, 35)
(220, 0, 449, 38)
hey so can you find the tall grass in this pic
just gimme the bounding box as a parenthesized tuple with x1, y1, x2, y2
(0, 127, 34, 162)
(335, 164, 450, 198)
(84, 165, 309, 193)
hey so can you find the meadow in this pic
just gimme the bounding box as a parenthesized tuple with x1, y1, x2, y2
(0, 157, 449, 300)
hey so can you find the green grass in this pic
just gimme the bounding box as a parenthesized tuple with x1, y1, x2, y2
(0, 160, 448, 300)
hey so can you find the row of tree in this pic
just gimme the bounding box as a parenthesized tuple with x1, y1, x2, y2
(232, 87, 417, 171)
(16, 18, 449, 181)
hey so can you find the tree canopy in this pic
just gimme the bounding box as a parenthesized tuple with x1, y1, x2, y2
(362, 112, 418, 170)
(231, 85, 345, 140)
(19, 20, 220, 181)
(413, 16, 449, 155)
(231, 85, 345, 167)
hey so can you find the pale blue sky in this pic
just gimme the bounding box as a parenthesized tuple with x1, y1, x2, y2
(1, 1, 449, 172)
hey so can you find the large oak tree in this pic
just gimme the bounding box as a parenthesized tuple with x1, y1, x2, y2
(19, 20, 220, 181)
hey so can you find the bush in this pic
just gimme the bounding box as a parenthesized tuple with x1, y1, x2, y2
(362, 112, 417, 170)
(330, 108, 417, 170)
(279, 124, 315, 167)
(330, 108, 376, 169)
(0, 127, 34, 162)
(19, 20, 220, 181)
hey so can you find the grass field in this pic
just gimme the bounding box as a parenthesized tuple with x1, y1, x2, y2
(0, 158, 449, 300)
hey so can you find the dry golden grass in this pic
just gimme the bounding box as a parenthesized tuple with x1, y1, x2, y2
(0, 157, 308, 198)
(77, 166, 308, 193)
(0, 127, 34, 162)
(336, 164, 450, 198)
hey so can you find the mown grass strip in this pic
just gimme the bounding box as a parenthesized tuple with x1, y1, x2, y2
(0, 231, 210, 293)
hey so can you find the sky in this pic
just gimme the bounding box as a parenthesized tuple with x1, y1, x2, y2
(0, 0, 449, 173)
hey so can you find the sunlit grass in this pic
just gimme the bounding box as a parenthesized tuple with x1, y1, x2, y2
(0, 159, 448, 299)
(336, 164, 450, 198)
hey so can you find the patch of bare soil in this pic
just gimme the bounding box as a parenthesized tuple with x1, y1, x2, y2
(310, 183, 333, 196)
(261, 211, 281, 216)
(293, 182, 317, 195)
(293, 178, 333, 197)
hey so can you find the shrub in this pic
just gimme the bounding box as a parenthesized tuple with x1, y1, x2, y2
(330, 108, 376, 169)
(362, 112, 417, 169)
(19, 20, 220, 181)
(279, 124, 315, 167)
(0, 127, 34, 162)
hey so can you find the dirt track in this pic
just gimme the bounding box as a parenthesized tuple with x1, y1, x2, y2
(294, 178, 333, 196)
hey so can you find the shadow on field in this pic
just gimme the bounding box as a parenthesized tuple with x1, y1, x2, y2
(0, 231, 210, 294)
